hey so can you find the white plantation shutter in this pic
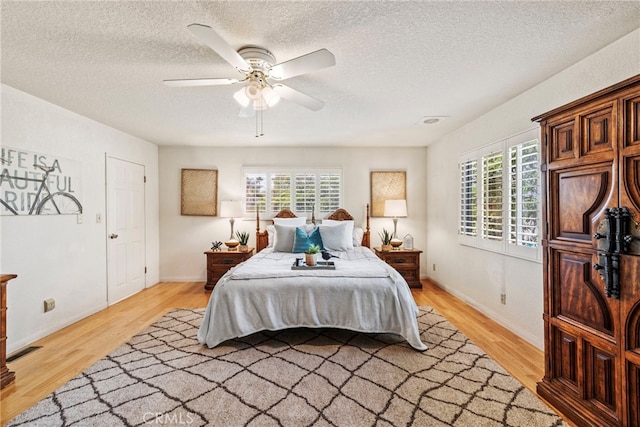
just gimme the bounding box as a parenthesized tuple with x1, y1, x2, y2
(458, 128, 540, 261)
(295, 173, 316, 213)
(482, 151, 503, 241)
(319, 172, 341, 213)
(243, 168, 342, 217)
(459, 159, 478, 237)
(508, 140, 539, 247)
(244, 173, 266, 214)
(270, 173, 291, 213)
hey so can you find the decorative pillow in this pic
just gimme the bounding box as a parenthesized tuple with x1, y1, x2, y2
(319, 222, 354, 251)
(273, 217, 307, 226)
(292, 226, 324, 253)
(273, 224, 298, 252)
(322, 219, 362, 246)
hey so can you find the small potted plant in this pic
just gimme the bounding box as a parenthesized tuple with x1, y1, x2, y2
(236, 231, 250, 252)
(305, 244, 321, 266)
(379, 229, 392, 251)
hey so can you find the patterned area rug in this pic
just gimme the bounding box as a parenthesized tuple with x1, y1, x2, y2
(8, 307, 566, 426)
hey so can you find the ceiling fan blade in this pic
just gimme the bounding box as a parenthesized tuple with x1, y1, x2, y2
(163, 78, 239, 87)
(273, 85, 325, 111)
(187, 23, 251, 72)
(269, 49, 335, 80)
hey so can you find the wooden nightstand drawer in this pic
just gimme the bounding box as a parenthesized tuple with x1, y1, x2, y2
(374, 247, 422, 288)
(204, 249, 253, 291)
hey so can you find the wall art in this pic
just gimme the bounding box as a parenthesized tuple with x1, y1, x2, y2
(370, 171, 406, 217)
(0, 146, 83, 216)
(181, 168, 218, 216)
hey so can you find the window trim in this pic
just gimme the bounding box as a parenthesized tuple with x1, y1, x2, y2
(458, 128, 542, 262)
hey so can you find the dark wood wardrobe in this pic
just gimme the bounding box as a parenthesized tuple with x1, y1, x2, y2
(533, 74, 640, 426)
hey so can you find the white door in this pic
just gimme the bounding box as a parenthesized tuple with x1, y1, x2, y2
(106, 157, 145, 304)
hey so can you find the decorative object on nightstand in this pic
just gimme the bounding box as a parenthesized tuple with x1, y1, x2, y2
(403, 234, 414, 250)
(236, 231, 250, 252)
(204, 248, 253, 290)
(384, 199, 407, 249)
(211, 241, 223, 251)
(374, 247, 422, 288)
(220, 200, 243, 250)
(379, 228, 393, 251)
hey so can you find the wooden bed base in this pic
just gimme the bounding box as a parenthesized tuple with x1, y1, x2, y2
(255, 205, 371, 252)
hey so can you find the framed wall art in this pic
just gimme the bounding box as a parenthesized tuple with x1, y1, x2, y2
(181, 168, 218, 216)
(370, 171, 406, 217)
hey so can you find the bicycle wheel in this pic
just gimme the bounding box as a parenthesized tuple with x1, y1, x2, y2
(36, 192, 83, 215)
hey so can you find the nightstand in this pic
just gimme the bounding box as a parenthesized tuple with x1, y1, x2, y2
(204, 248, 253, 291)
(374, 247, 422, 288)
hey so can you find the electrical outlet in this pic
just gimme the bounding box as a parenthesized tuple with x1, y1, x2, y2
(44, 298, 55, 312)
(76, 213, 83, 224)
(500, 293, 506, 305)
(96, 213, 102, 223)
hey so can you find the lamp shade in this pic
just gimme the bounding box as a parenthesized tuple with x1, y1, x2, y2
(384, 200, 407, 217)
(220, 200, 243, 218)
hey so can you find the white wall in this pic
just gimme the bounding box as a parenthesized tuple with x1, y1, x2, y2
(159, 146, 427, 281)
(426, 29, 640, 349)
(0, 85, 160, 354)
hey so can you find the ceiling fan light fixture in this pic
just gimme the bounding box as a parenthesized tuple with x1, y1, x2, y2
(233, 88, 251, 108)
(261, 86, 280, 107)
(245, 81, 262, 100)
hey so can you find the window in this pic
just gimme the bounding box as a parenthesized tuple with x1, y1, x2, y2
(459, 159, 477, 237)
(458, 128, 540, 260)
(243, 168, 342, 217)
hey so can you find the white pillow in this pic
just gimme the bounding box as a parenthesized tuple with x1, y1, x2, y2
(266, 225, 275, 247)
(267, 222, 312, 248)
(273, 217, 307, 226)
(273, 224, 298, 252)
(319, 222, 354, 251)
(352, 227, 364, 247)
(322, 220, 362, 246)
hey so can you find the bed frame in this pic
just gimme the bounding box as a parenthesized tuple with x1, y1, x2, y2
(255, 205, 371, 251)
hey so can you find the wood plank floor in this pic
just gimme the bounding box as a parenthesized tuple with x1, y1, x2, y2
(0, 279, 570, 425)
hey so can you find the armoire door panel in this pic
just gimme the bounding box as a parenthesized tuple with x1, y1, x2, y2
(551, 326, 580, 394)
(551, 248, 614, 335)
(584, 341, 618, 413)
(549, 117, 578, 163)
(550, 164, 613, 243)
(627, 362, 640, 427)
(624, 93, 640, 148)
(580, 102, 616, 157)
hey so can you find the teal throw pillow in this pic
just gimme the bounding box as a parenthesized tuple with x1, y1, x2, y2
(292, 226, 324, 253)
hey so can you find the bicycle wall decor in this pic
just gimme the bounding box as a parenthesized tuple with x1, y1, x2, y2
(0, 147, 83, 216)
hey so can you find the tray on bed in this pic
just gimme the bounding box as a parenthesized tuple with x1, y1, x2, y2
(291, 261, 335, 270)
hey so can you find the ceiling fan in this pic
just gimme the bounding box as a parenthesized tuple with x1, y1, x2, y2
(164, 24, 336, 115)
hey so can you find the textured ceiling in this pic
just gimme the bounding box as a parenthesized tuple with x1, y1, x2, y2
(1, 1, 639, 147)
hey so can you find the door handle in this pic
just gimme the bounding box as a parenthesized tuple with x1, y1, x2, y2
(109, 233, 119, 239)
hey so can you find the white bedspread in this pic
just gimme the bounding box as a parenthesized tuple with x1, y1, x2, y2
(197, 247, 427, 350)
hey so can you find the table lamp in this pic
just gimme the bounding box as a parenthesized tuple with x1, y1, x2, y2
(384, 199, 407, 249)
(220, 201, 243, 250)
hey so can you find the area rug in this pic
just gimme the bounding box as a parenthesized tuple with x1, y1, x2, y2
(8, 307, 566, 426)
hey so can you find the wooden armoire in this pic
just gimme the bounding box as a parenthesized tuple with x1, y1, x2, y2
(533, 74, 640, 426)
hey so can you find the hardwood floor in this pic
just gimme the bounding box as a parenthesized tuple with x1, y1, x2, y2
(0, 279, 569, 425)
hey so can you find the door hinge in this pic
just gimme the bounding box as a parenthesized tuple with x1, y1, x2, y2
(540, 163, 547, 172)
(144, 176, 147, 183)
(145, 266, 147, 274)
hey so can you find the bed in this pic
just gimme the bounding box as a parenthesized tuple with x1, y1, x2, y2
(197, 205, 427, 351)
